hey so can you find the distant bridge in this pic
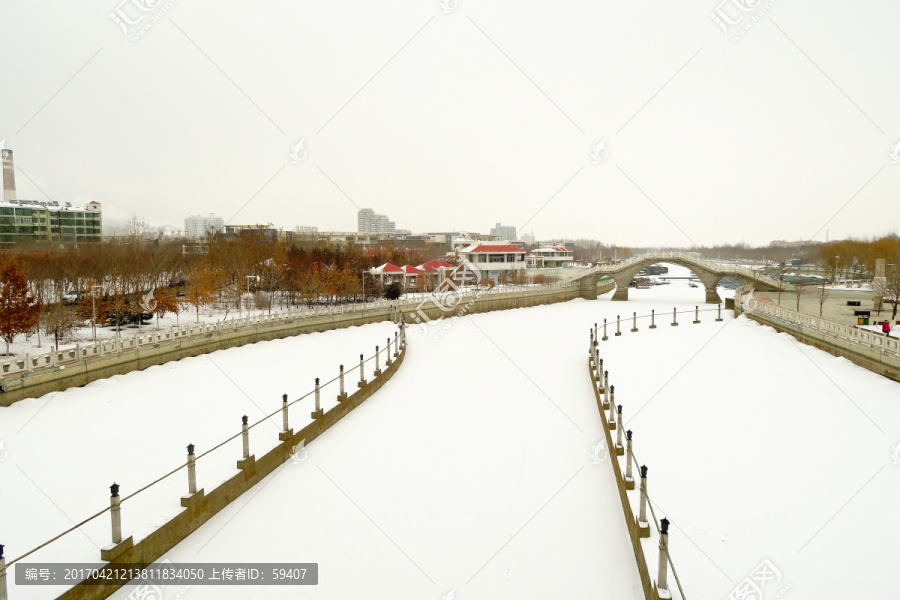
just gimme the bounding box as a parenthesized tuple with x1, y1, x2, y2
(572, 251, 791, 303)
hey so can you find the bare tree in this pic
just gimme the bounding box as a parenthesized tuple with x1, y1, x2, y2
(40, 304, 79, 350)
(817, 279, 830, 318)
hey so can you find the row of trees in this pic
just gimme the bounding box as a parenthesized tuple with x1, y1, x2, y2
(10, 234, 446, 310)
(769, 236, 900, 318)
(0, 236, 454, 354)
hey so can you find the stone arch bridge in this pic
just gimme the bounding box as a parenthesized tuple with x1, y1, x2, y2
(573, 251, 791, 303)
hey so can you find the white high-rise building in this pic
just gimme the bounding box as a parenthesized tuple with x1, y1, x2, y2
(185, 213, 225, 238)
(358, 208, 396, 233)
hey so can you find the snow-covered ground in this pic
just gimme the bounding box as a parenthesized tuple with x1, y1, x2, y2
(4, 264, 899, 600)
(7, 302, 277, 358)
(0, 320, 399, 600)
(8, 284, 552, 358)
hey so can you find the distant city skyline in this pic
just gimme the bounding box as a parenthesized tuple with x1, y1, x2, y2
(1, 2, 898, 246)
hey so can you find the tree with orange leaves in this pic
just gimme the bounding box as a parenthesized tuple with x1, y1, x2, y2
(0, 258, 42, 355)
(149, 285, 182, 327)
(182, 261, 220, 323)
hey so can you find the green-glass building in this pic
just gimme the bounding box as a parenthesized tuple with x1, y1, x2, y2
(0, 200, 102, 246)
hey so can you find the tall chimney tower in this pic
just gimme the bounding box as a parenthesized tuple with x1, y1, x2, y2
(2, 149, 16, 203)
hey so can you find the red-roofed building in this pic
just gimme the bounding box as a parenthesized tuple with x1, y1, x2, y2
(418, 259, 455, 273)
(400, 265, 424, 290)
(369, 262, 405, 285)
(459, 242, 526, 278)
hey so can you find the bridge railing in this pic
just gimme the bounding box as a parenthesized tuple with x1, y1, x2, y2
(586, 251, 787, 289)
(0, 280, 582, 381)
(742, 294, 900, 356)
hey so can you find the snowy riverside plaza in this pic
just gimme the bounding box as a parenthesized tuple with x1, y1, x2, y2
(0, 263, 898, 600)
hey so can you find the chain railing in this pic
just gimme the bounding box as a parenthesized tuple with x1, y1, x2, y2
(587, 315, 727, 599)
(0, 325, 407, 595)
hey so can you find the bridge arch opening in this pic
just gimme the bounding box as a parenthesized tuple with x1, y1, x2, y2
(613, 262, 721, 304)
(578, 251, 787, 303)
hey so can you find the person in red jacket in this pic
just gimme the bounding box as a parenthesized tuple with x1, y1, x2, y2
(882, 320, 892, 335)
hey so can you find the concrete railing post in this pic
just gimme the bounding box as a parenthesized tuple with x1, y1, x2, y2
(394, 332, 399, 357)
(187, 444, 197, 495)
(0, 544, 7, 600)
(593, 343, 600, 378)
(602, 319, 608, 341)
(658, 518, 670, 594)
(308, 378, 325, 420)
(671, 307, 678, 327)
(608, 386, 617, 429)
(358, 354, 366, 388)
(717, 303, 723, 322)
(338, 365, 347, 402)
(282, 394, 289, 432)
(110, 483, 123, 544)
(693, 305, 700, 324)
(615, 315, 622, 336)
(597, 358, 604, 390)
(638, 466, 650, 537)
(241, 416, 250, 459)
(631, 312, 638, 333)
(589, 329, 594, 357)
(616, 405, 624, 454)
(374, 346, 381, 376)
(650, 309, 657, 329)
(603, 372, 610, 408)
(386, 337, 392, 366)
(625, 430, 634, 489)
(594, 322, 598, 347)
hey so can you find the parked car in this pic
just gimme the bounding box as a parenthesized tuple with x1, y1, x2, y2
(61, 290, 85, 305)
(167, 278, 187, 297)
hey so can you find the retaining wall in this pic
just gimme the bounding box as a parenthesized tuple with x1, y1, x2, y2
(735, 292, 900, 383)
(744, 312, 900, 382)
(2, 279, 615, 406)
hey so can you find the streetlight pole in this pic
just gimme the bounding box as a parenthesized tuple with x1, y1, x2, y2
(361, 270, 371, 309)
(91, 285, 102, 343)
(245, 275, 258, 315)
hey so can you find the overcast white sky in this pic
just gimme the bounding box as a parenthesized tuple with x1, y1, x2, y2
(1, 0, 898, 246)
